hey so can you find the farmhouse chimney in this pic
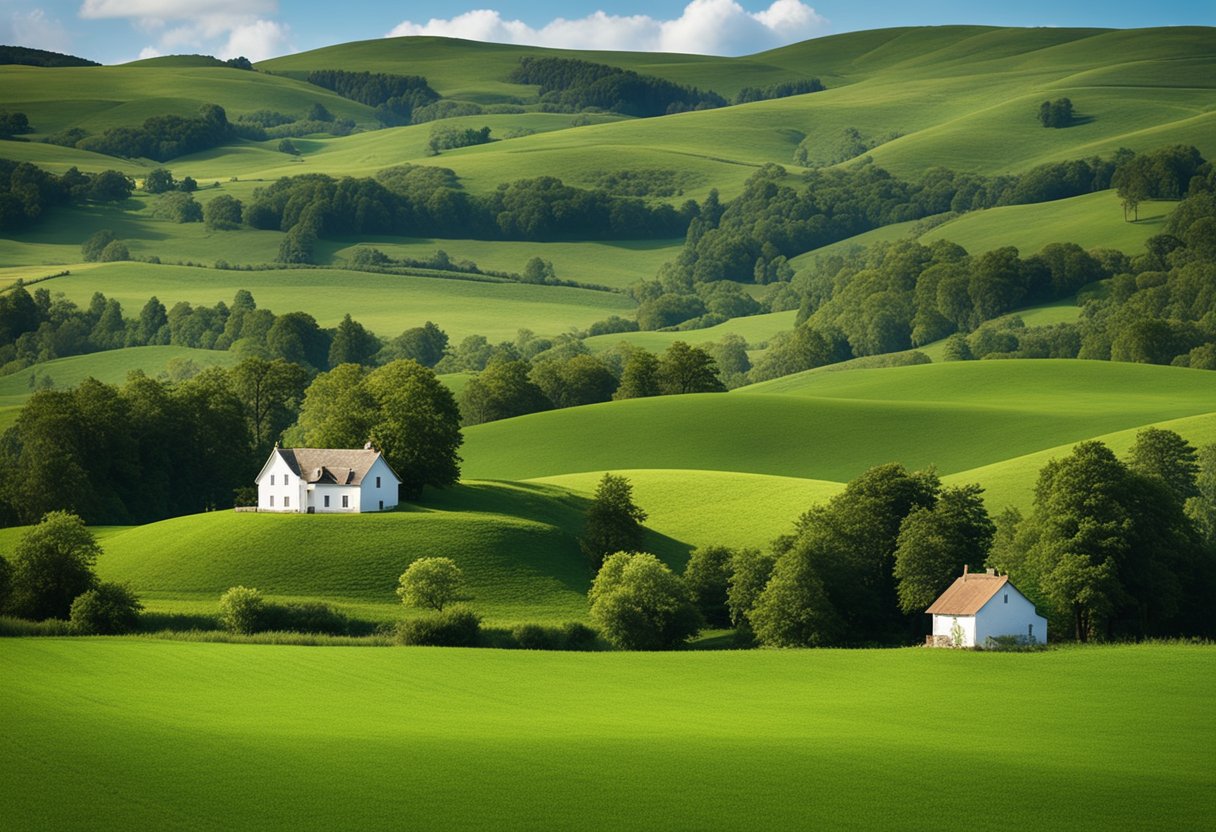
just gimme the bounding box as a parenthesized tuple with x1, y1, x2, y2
(986, 568, 996, 576)
(963, 564, 969, 578)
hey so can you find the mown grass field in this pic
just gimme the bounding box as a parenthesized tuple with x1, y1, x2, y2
(26, 262, 634, 340)
(1, 640, 1211, 831)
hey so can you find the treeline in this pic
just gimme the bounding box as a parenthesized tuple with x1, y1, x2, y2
(226, 166, 694, 254)
(734, 78, 824, 105)
(639, 145, 1211, 333)
(456, 339, 728, 426)
(304, 69, 439, 124)
(508, 57, 726, 117)
(0, 160, 133, 231)
(72, 104, 233, 162)
(718, 429, 1216, 647)
(0, 355, 463, 524)
(0, 45, 98, 67)
(235, 104, 356, 139)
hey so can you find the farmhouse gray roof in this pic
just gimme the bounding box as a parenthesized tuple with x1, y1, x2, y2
(925, 571, 1009, 616)
(274, 448, 398, 486)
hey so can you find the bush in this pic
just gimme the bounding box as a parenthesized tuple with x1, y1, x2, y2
(204, 194, 243, 230)
(217, 585, 265, 634)
(98, 240, 130, 262)
(510, 621, 599, 650)
(262, 601, 349, 635)
(395, 604, 481, 646)
(397, 556, 464, 611)
(81, 229, 117, 262)
(589, 552, 702, 650)
(69, 582, 143, 634)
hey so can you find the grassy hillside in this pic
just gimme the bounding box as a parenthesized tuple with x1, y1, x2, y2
(0, 346, 239, 408)
(27, 263, 633, 340)
(462, 361, 1216, 482)
(3, 640, 1212, 831)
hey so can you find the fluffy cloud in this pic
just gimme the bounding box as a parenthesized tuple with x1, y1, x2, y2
(78, 0, 277, 20)
(386, 0, 828, 56)
(77, 0, 289, 61)
(4, 8, 73, 53)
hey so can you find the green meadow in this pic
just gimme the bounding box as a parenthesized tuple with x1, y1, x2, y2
(1, 640, 1211, 831)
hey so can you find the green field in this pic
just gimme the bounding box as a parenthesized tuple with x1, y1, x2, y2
(1, 640, 1211, 831)
(23, 262, 633, 340)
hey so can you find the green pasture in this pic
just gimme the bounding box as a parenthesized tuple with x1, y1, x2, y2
(0, 346, 238, 408)
(1, 640, 1211, 831)
(462, 361, 1216, 482)
(27, 262, 634, 340)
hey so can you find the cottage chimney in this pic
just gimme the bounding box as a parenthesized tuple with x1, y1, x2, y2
(986, 567, 996, 576)
(963, 564, 969, 579)
(364, 441, 373, 450)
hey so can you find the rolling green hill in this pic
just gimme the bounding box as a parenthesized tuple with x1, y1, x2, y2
(461, 361, 1216, 483)
(3, 640, 1212, 831)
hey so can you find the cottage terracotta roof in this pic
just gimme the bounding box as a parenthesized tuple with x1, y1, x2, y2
(275, 448, 396, 487)
(925, 572, 1009, 615)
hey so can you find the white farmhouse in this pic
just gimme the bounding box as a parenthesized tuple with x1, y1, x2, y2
(254, 445, 401, 513)
(925, 567, 1047, 647)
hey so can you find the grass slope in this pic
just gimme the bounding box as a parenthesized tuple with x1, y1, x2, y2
(27, 262, 633, 340)
(2, 641, 1211, 831)
(0, 346, 238, 408)
(462, 361, 1216, 482)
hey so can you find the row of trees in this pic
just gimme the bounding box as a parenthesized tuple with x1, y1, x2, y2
(304, 69, 439, 125)
(74, 104, 235, 162)
(508, 56, 727, 117)
(0, 159, 133, 230)
(734, 79, 824, 105)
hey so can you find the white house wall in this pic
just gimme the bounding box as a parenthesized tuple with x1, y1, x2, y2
(309, 484, 361, 513)
(974, 586, 1048, 644)
(932, 614, 976, 647)
(359, 457, 400, 513)
(256, 455, 306, 512)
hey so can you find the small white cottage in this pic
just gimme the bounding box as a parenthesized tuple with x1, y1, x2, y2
(254, 445, 401, 514)
(925, 567, 1047, 647)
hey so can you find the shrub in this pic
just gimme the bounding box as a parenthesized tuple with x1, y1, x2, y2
(397, 557, 464, 611)
(217, 585, 265, 634)
(262, 601, 349, 635)
(81, 229, 116, 262)
(395, 604, 481, 646)
(510, 621, 600, 650)
(559, 621, 599, 650)
(204, 194, 243, 230)
(98, 240, 130, 262)
(69, 582, 143, 634)
(7, 511, 100, 620)
(589, 552, 701, 650)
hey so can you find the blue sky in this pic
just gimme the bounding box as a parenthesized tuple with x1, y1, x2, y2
(2, 0, 1212, 64)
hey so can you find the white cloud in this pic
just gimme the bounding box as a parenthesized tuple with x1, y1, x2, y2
(78, 0, 276, 20)
(5, 8, 73, 53)
(386, 0, 828, 56)
(220, 19, 290, 61)
(136, 45, 163, 59)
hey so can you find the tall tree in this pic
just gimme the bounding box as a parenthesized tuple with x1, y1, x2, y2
(327, 313, 380, 367)
(656, 341, 725, 395)
(6, 511, 100, 620)
(613, 350, 661, 400)
(228, 357, 310, 454)
(579, 473, 648, 569)
(1127, 427, 1200, 503)
(292, 363, 378, 450)
(893, 484, 994, 614)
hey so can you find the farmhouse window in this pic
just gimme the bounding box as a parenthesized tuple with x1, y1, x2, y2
(379, 500, 384, 510)
(324, 495, 330, 508)
(270, 475, 275, 485)
(269, 495, 274, 507)
(284, 496, 290, 508)
(376, 476, 381, 488)
(342, 495, 349, 508)
(1004, 594, 1008, 604)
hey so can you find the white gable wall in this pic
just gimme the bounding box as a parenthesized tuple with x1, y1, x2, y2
(359, 456, 400, 513)
(309, 484, 361, 513)
(975, 585, 1047, 645)
(932, 614, 977, 647)
(256, 453, 306, 512)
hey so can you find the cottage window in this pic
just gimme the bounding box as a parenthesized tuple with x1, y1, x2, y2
(324, 495, 330, 508)
(342, 495, 349, 508)
(376, 476, 381, 488)
(1004, 593, 1008, 604)
(269, 495, 274, 507)
(379, 500, 384, 510)
(270, 474, 275, 485)
(284, 496, 290, 508)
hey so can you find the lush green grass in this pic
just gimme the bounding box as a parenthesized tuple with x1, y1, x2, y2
(0, 346, 238, 408)
(30, 262, 634, 340)
(89, 480, 602, 624)
(462, 361, 1216, 482)
(532, 469, 840, 551)
(1, 640, 1211, 831)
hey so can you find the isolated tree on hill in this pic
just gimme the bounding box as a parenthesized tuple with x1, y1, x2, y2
(589, 552, 701, 650)
(1126, 427, 1199, 503)
(204, 194, 243, 230)
(892, 484, 995, 614)
(580, 473, 648, 569)
(6, 511, 100, 620)
(657, 341, 725, 395)
(1037, 97, 1073, 128)
(682, 545, 734, 627)
(613, 350, 661, 400)
(143, 167, 176, 194)
(397, 557, 464, 612)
